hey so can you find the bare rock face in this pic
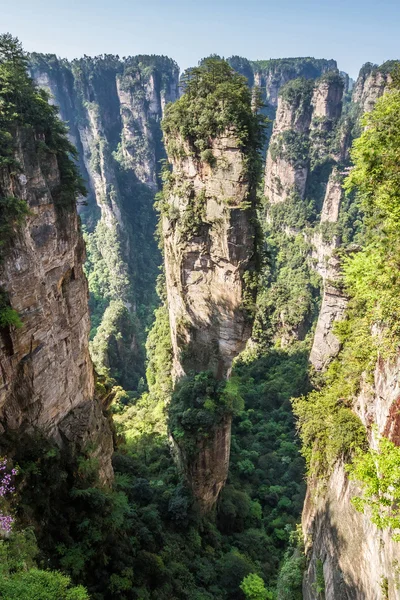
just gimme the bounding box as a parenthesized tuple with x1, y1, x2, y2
(309, 170, 346, 371)
(303, 354, 400, 600)
(163, 129, 257, 511)
(0, 127, 113, 483)
(252, 58, 338, 108)
(311, 79, 343, 120)
(264, 89, 313, 204)
(304, 62, 400, 598)
(172, 414, 232, 514)
(163, 132, 257, 381)
(352, 65, 392, 113)
(30, 55, 180, 389)
(264, 75, 343, 205)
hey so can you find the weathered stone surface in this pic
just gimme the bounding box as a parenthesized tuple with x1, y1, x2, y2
(264, 76, 343, 204)
(164, 132, 257, 381)
(0, 127, 113, 483)
(163, 130, 257, 511)
(304, 64, 400, 599)
(303, 354, 400, 600)
(172, 415, 232, 514)
(253, 59, 337, 108)
(30, 57, 180, 385)
(310, 170, 346, 371)
(311, 80, 343, 120)
(353, 68, 392, 113)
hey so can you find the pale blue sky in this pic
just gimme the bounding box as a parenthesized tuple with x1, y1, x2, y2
(2, 0, 398, 78)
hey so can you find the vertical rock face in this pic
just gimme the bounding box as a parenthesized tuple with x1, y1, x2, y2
(303, 62, 400, 599)
(29, 54, 180, 390)
(352, 62, 394, 113)
(309, 62, 396, 370)
(163, 132, 257, 381)
(264, 83, 313, 204)
(251, 58, 338, 108)
(303, 354, 400, 600)
(264, 73, 344, 205)
(161, 62, 260, 512)
(309, 169, 346, 371)
(0, 127, 113, 483)
(162, 131, 258, 512)
(262, 72, 346, 347)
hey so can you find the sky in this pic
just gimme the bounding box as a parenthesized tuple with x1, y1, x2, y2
(2, 0, 399, 78)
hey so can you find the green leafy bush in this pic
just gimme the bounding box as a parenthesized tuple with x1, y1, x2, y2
(240, 573, 273, 600)
(347, 436, 400, 540)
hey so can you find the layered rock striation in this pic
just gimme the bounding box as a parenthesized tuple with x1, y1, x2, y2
(0, 126, 113, 483)
(161, 60, 261, 512)
(29, 54, 180, 390)
(162, 131, 257, 382)
(302, 61, 400, 599)
(303, 354, 400, 600)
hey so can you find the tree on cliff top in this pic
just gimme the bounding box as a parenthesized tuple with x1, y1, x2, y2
(162, 57, 266, 184)
(0, 33, 85, 205)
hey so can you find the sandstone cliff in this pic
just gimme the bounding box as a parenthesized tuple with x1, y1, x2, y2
(261, 72, 345, 348)
(0, 125, 113, 483)
(228, 56, 338, 108)
(163, 131, 257, 381)
(29, 54, 180, 390)
(163, 130, 258, 511)
(161, 60, 261, 512)
(303, 353, 400, 600)
(302, 62, 400, 599)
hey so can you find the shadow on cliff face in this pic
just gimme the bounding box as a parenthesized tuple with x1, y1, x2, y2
(304, 497, 369, 600)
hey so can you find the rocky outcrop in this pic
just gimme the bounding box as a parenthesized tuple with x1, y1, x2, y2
(309, 170, 346, 371)
(162, 123, 258, 510)
(303, 354, 400, 600)
(163, 132, 257, 381)
(303, 61, 400, 598)
(0, 126, 113, 483)
(29, 54, 180, 390)
(352, 62, 393, 113)
(251, 58, 337, 108)
(264, 86, 312, 203)
(264, 74, 343, 204)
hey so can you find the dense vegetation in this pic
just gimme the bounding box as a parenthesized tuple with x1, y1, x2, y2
(0, 50, 308, 599)
(162, 58, 266, 186)
(0, 33, 93, 598)
(29, 51, 179, 392)
(0, 34, 85, 331)
(5, 32, 400, 599)
(294, 68, 400, 498)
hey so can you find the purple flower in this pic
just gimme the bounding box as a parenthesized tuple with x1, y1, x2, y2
(0, 458, 17, 534)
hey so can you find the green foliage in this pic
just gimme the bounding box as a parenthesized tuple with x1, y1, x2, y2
(251, 58, 336, 81)
(0, 34, 85, 214)
(279, 77, 314, 109)
(292, 345, 368, 476)
(0, 195, 29, 257)
(0, 569, 89, 600)
(162, 58, 266, 186)
(168, 371, 242, 457)
(240, 573, 273, 600)
(276, 552, 305, 600)
(347, 436, 400, 540)
(0, 529, 89, 600)
(293, 76, 400, 479)
(253, 199, 321, 348)
(314, 559, 325, 597)
(269, 131, 310, 168)
(276, 527, 305, 600)
(0, 289, 22, 328)
(345, 87, 400, 229)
